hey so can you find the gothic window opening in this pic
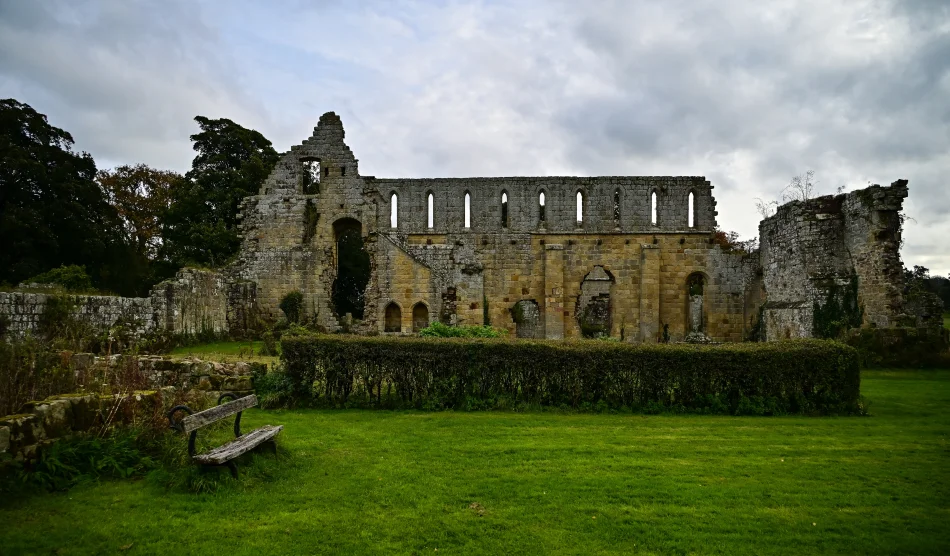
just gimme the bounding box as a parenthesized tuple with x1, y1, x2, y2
(613, 188, 621, 227)
(651, 191, 658, 225)
(412, 302, 430, 332)
(302, 158, 320, 194)
(538, 190, 546, 223)
(688, 191, 695, 228)
(464, 191, 471, 229)
(341, 165, 346, 176)
(576, 191, 584, 224)
(427, 192, 434, 229)
(324, 165, 329, 177)
(390, 193, 398, 228)
(501, 191, 509, 228)
(384, 302, 401, 333)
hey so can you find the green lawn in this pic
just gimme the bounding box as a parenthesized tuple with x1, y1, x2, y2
(3, 370, 949, 555)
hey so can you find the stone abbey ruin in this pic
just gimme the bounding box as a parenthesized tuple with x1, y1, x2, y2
(2, 112, 944, 346)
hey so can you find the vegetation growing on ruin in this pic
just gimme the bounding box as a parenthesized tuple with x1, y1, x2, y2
(279, 290, 305, 324)
(2, 369, 948, 554)
(280, 335, 860, 414)
(812, 275, 864, 339)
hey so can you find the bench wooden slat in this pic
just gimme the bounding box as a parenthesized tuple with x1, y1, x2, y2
(181, 395, 258, 433)
(193, 425, 283, 465)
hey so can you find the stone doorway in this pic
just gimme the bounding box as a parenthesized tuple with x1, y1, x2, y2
(331, 218, 370, 321)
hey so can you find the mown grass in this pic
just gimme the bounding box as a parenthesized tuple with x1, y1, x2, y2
(2, 370, 949, 555)
(168, 340, 278, 364)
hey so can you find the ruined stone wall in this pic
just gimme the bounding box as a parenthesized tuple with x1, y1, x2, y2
(0, 268, 239, 339)
(0, 292, 154, 338)
(370, 176, 716, 234)
(232, 111, 759, 341)
(758, 181, 909, 340)
(0, 354, 260, 462)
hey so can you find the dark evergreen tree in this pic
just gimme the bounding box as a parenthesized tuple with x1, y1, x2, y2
(0, 99, 129, 292)
(162, 116, 279, 268)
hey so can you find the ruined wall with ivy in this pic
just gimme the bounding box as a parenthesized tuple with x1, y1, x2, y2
(758, 180, 909, 340)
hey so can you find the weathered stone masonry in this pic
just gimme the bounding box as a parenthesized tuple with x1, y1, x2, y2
(0, 112, 929, 345)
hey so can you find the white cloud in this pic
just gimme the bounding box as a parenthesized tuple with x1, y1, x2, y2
(1, 0, 947, 273)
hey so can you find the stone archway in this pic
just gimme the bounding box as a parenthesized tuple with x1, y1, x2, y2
(384, 302, 401, 333)
(331, 218, 370, 321)
(511, 299, 542, 338)
(576, 266, 614, 338)
(412, 302, 430, 332)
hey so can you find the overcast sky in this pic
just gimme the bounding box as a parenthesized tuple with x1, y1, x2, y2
(1, 0, 947, 273)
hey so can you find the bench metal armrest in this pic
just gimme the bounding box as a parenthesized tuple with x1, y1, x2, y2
(168, 405, 198, 457)
(217, 392, 244, 438)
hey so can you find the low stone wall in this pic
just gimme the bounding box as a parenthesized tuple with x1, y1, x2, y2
(0, 292, 153, 338)
(0, 391, 163, 462)
(0, 268, 256, 340)
(0, 355, 262, 462)
(71, 354, 261, 395)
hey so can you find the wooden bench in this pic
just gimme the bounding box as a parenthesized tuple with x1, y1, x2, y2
(167, 393, 282, 477)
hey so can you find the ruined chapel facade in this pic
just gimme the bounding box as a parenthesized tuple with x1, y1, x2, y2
(229, 112, 914, 343)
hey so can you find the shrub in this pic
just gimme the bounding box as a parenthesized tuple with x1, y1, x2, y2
(280, 335, 861, 414)
(0, 336, 74, 416)
(418, 322, 507, 338)
(279, 291, 304, 324)
(25, 265, 94, 292)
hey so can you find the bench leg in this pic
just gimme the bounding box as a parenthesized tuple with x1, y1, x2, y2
(227, 461, 239, 479)
(268, 440, 278, 457)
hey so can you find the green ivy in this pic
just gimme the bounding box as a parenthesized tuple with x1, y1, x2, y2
(280, 335, 861, 414)
(813, 275, 864, 339)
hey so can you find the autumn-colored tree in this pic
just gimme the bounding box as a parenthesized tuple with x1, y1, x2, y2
(98, 164, 181, 261)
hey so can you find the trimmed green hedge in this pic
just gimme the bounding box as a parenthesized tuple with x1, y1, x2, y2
(279, 335, 861, 414)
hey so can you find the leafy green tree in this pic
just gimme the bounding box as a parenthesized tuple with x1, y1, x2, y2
(0, 99, 128, 292)
(162, 116, 279, 268)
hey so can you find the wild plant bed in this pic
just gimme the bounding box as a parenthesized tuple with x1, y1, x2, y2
(280, 335, 861, 414)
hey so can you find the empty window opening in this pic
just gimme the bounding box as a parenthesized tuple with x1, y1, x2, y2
(412, 302, 430, 332)
(576, 191, 584, 223)
(384, 302, 401, 333)
(427, 192, 434, 228)
(613, 188, 621, 226)
(390, 193, 398, 228)
(302, 158, 320, 194)
(688, 191, 695, 228)
(331, 218, 370, 321)
(501, 191, 509, 228)
(341, 165, 346, 176)
(539, 191, 546, 222)
(464, 192, 471, 229)
(324, 165, 330, 177)
(651, 191, 658, 225)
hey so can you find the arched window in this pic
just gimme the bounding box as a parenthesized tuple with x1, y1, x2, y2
(688, 191, 695, 228)
(427, 192, 434, 229)
(576, 191, 584, 223)
(464, 191, 471, 229)
(539, 191, 546, 223)
(651, 191, 658, 225)
(390, 193, 398, 228)
(302, 158, 320, 194)
(412, 302, 430, 332)
(613, 188, 621, 227)
(384, 302, 401, 333)
(501, 191, 509, 228)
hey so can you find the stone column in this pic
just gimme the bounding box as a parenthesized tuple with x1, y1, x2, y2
(543, 244, 565, 339)
(639, 244, 661, 342)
